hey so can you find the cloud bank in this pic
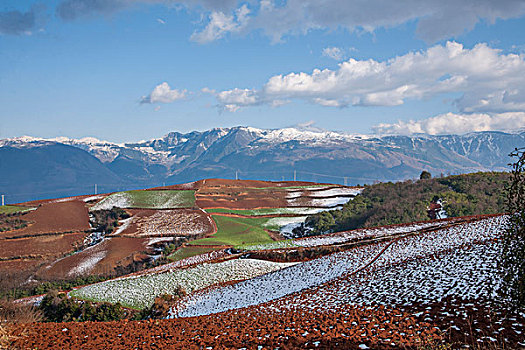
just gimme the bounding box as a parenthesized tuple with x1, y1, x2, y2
(372, 112, 525, 135)
(212, 42, 525, 114)
(51, 0, 525, 43)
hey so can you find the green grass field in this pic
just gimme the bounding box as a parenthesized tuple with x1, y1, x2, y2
(168, 245, 223, 261)
(188, 216, 275, 246)
(0, 205, 32, 214)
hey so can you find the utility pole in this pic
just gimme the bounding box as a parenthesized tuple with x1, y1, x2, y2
(94, 184, 97, 195)
(294, 170, 296, 182)
(235, 170, 238, 180)
(1, 195, 4, 206)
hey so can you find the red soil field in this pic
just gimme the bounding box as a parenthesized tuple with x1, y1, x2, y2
(1, 201, 90, 238)
(195, 185, 289, 209)
(196, 195, 289, 209)
(0, 259, 42, 273)
(20, 194, 105, 207)
(120, 209, 215, 237)
(194, 179, 349, 209)
(11, 305, 442, 349)
(0, 232, 86, 260)
(37, 237, 152, 280)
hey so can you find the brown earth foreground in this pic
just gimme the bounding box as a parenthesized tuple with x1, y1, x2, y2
(12, 305, 442, 349)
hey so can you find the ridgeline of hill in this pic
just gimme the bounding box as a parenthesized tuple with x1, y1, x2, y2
(305, 172, 510, 233)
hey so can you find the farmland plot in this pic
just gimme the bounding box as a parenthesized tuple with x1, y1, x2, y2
(177, 216, 507, 317)
(294, 219, 459, 247)
(71, 259, 296, 309)
(2, 201, 90, 238)
(189, 216, 274, 246)
(91, 190, 195, 210)
(177, 242, 389, 317)
(119, 209, 214, 237)
(307, 242, 502, 309)
(205, 207, 332, 216)
(38, 236, 151, 279)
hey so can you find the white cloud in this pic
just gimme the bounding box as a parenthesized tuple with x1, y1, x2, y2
(141, 82, 186, 104)
(251, 0, 525, 43)
(190, 4, 250, 43)
(372, 112, 525, 135)
(213, 41, 525, 113)
(56, 1, 525, 44)
(322, 47, 345, 61)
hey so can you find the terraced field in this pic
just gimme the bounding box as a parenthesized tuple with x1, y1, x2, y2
(4, 179, 522, 349)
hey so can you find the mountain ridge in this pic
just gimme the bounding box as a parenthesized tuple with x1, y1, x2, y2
(1, 127, 524, 203)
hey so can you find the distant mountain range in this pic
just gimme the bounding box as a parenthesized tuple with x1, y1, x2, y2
(1, 127, 524, 203)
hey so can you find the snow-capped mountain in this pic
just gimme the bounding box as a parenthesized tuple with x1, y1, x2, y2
(1, 126, 524, 203)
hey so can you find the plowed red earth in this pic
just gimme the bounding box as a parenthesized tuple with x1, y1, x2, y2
(1, 201, 90, 238)
(38, 237, 151, 279)
(121, 209, 214, 237)
(195, 179, 344, 209)
(20, 194, 103, 207)
(12, 305, 442, 349)
(0, 259, 42, 273)
(0, 232, 86, 259)
(196, 185, 288, 209)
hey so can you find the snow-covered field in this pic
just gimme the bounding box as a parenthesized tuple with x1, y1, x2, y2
(89, 190, 195, 210)
(286, 187, 362, 200)
(71, 259, 295, 309)
(177, 242, 389, 317)
(287, 195, 354, 207)
(90, 192, 131, 210)
(176, 216, 507, 317)
(294, 219, 457, 247)
(128, 210, 212, 236)
(263, 216, 308, 236)
(308, 187, 362, 197)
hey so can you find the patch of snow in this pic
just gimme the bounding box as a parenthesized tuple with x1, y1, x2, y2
(90, 192, 131, 210)
(112, 217, 134, 236)
(68, 251, 107, 277)
(83, 195, 104, 202)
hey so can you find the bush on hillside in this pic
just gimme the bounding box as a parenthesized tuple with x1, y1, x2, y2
(305, 172, 510, 234)
(39, 290, 130, 322)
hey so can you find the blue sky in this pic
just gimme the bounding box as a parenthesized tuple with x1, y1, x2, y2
(1, 0, 525, 142)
